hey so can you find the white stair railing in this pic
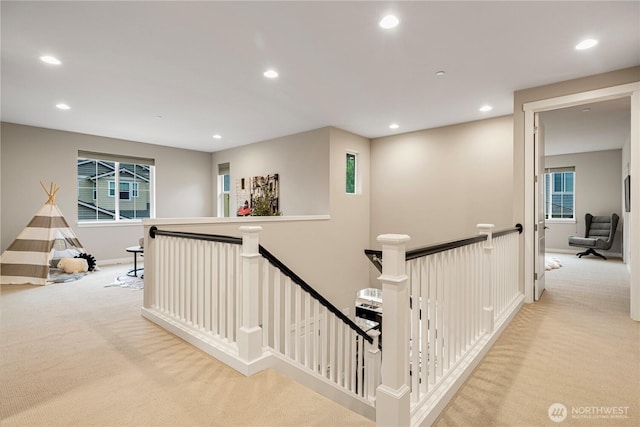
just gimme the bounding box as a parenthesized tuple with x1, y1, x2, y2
(373, 224, 523, 426)
(150, 230, 242, 344)
(257, 240, 380, 403)
(142, 225, 379, 416)
(142, 222, 522, 426)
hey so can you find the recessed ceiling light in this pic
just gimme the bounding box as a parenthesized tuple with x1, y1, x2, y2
(56, 103, 70, 110)
(379, 15, 399, 29)
(479, 105, 493, 112)
(263, 69, 279, 79)
(389, 123, 399, 129)
(40, 55, 61, 65)
(435, 71, 446, 76)
(582, 108, 591, 112)
(212, 134, 222, 139)
(575, 39, 598, 50)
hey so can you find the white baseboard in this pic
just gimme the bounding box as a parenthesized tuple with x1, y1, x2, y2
(546, 248, 622, 258)
(97, 257, 136, 266)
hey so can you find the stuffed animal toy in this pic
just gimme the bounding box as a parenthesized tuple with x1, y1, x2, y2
(57, 257, 89, 274)
(74, 253, 97, 271)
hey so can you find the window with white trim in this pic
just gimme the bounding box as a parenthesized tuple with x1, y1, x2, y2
(544, 167, 575, 220)
(346, 152, 358, 194)
(217, 163, 231, 217)
(77, 152, 155, 222)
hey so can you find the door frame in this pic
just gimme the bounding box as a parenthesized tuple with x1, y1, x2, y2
(523, 82, 640, 320)
(533, 113, 546, 300)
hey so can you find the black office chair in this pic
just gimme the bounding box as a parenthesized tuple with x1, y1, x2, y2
(568, 213, 619, 260)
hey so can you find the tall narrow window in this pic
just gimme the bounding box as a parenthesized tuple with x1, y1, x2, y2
(218, 163, 231, 217)
(544, 167, 575, 220)
(77, 152, 154, 222)
(346, 152, 357, 194)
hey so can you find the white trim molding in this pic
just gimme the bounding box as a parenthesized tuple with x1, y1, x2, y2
(523, 82, 640, 320)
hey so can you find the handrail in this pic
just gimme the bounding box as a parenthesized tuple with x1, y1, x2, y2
(406, 235, 486, 260)
(149, 226, 243, 245)
(148, 226, 374, 345)
(493, 223, 523, 238)
(364, 224, 523, 269)
(258, 245, 374, 345)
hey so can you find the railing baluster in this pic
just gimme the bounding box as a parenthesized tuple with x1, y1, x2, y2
(179, 239, 185, 320)
(220, 244, 227, 338)
(410, 259, 419, 399)
(204, 241, 211, 332)
(313, 299, 319, 373)
(337, 320, 343, 386)
(295, 286, 301, 363)
(262, 258, 269, 347)
(226, 244, 234, 340)
(185, 242, 192, 325)
(350, 330, 357, 393)
(321, 306, 328, 378)
(212, 243, 219, 335)
(274, 271, 281, 352)
(419, 257, 428, 397)
(232, 244, 238, 341)
(284, 276, 291, 357)
(305, 292, 311, 369)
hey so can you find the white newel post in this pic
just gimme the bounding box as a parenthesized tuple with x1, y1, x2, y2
(477, 224, 495, 334)
(376, 234, 411, 427)
(238, 226, 263, 362)
(366, 329, 381, 401)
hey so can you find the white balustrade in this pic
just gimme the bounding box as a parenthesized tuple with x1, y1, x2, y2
(146, 226, 378, 406)
(492, 231, 521, 320)
(377, 225, 522, 426)
(258, 256, 377, 401)
(143, 222, 521, 426)
(151, 233, 241, 343)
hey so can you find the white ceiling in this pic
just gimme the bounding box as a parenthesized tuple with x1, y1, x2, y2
(1, 1, 639, 153)
(542, 97, 631, 156)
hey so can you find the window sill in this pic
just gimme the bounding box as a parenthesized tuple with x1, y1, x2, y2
(546, 219, 576, 224)
(78, 220, 145, 228)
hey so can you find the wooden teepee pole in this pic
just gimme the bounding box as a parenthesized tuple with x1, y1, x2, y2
(40, 181, 59, 205)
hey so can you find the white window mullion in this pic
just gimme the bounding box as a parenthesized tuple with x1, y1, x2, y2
(114, 161, 121, 220)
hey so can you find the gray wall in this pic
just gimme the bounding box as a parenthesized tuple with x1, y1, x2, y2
(148, 126, 371, 311)
(1, 122, 212, 262)
(370, 115, 514, 249)
(544, 150, 622, 254)
(210, 127, 330, 217)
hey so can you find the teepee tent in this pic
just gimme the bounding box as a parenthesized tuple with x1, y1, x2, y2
(1, 182, 86, 285)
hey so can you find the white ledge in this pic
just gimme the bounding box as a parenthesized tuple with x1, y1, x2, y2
(143, 215, 330, 226)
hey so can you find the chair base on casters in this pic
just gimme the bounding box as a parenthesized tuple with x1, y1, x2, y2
(576, 248, 606, 260)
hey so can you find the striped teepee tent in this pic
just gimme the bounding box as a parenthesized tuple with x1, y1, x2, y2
(1, 182, 85, 285)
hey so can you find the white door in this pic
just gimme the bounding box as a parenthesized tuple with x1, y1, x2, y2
(534, 113, 546, 300)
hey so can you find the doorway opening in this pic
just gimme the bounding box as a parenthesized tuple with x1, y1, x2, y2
(523, 82, 640, 320)
(537, 98, 630, 300)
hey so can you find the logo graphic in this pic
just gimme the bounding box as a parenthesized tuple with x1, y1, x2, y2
(548, 403, 568, 423)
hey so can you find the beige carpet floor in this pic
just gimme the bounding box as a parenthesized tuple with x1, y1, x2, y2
(2, 255, 638, 426)
(435, 253, 639, 427)
(0, 264, 373, 427)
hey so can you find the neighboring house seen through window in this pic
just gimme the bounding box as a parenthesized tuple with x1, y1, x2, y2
(107, 181, 140, 200)
(77, 152, 155, 222)
(544, 167, 575, 220)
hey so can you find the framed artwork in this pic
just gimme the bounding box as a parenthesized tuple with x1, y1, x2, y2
(236, 173, 280, 216)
